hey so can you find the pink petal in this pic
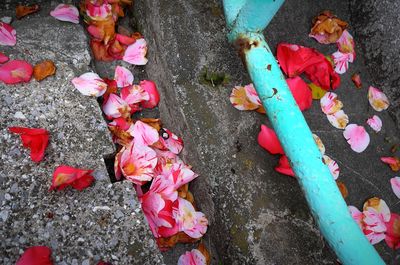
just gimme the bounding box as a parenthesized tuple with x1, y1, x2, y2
(257, 124, 284, 155)
(130, 120, 159, 146)
(154, 149, 183, 176)
(114, 66, 134, 88)
(366, 115, 382, 132)
(244, 83, 261, 105)
(178, 249, 207, 265)
(229, 84, 261, 111)
(337, 30, 355, 55)
(323, 155, 339, 180)
(122, 38, 148, 65)
(50, 4, 79, 24)
(0, 60, 33, 84)
(71, 72, 107, 97)
(0, 52, 9, 63)
(286, 76, 312, 111)
(120, 85, 149, 106)
(343, 124, 370, 153)
(168, 162, 198, 189)
(275, 155, 295, 177)
(102, 93, 130, 119)
(0, 22, 16, 46)
(85, 1, 112, 20)
(332, 51, 354, 74)
(368, 86, 390, 112)
(348, 206, 364, 229)
(327, 110, 349, 129)
(159, 128, 184, 154)
(390, 177, 400, 199)
(140, 80, 160, 109)
(363, 197, 391, 222)
(174, 197, 208, 238)
(320, 92, 343, 114)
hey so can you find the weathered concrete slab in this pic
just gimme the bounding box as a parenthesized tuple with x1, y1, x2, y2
(0, 3, 163, 264)
(134, 0, 400, 264)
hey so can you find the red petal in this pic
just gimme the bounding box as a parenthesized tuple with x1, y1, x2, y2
(50, 165, 94, 191)
(9, 127, 49, 162)
(303, 57, 341, 90)
(0, 60, 33, 84)
(385, 213, 400, 249)
(286, 77, 312, 111)
(275, 155, 295, 177)
(16, 246, 53, 265)
(257, 124, 284, 154)
(116, 33, 136, 45)
(140, 80, 160, 109)
(0, 52, 9, 63)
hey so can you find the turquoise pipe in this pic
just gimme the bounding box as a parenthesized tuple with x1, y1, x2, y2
(222, 1, 385, 265)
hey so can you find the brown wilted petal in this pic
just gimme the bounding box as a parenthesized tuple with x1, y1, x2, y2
(336, 181, 348, 199)
(16, 4, 40, 20)
(33, 60, 56, 81)
(198, 243, 211, 265)
(310, 10, 348, 44)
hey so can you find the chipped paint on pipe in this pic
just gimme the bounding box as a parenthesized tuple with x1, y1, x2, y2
(223, 1, 385, 264)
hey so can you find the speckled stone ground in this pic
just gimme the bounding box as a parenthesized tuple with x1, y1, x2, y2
(0, 2, 163, 264)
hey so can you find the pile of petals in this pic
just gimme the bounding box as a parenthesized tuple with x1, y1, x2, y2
(349, 197, 400, 249)
(79, 0, 148, 65)
(72, 65, 209, 252)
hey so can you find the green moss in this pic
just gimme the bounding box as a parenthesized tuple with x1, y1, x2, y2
(199, 67, 230, 87)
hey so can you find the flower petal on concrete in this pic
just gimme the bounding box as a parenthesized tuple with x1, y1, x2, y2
(348, 205, 364, 230)
(0, 22, 16, 46)
(351, 73, 362, 88)
(363, 206, 388, 244)
(368, 86, 389, 112)
(327, 110, 349, 129)
(309, 10, 348, 44)
(0, 52, 9, 63)
(174, 197, 208, 238)
(16, 4, 40, 20)
(178, 249, 207, 265)
(380, 157, 400, 172)
(257, 124, 284, 155)
(50, 165, 94, 191)
(33, 60, 56, 81)
(102, 93, 131, 119)
(390, 177, 400, 199)
(313, 133, 325, 155)
(0, 60, 33, 84)
(332, 51, 354, 74)
(9, 127, 49, 162)
(343, 124, 370, 153)
(286, 76, 312, 111)
(275, 155, 295, 177)
(169, 163, 198, 189)
(140, 80, 160, 109)
(72, 72, 107, 97)
(16, 246, 53, 265)
(130, 120, 159, 146)
(230, 84, 261, 111)
(320, 92, 343, 114)
(323, 155, 339, 180)
(366, 115, 382, 132)
(337, 30, 355, 55)
(123, 38, 148, 65)
(159, 128, 184, 154)
(363, 197, 391, 223)
(385, 213, 400, 249)
(120, 143, 157, 184)
(50, 4, 79, 24)
(120, 84, 149, 107)
(114, 66, 133, 88)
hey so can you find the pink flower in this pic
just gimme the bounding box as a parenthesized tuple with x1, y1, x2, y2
(123, 38, 148, 65)
(343, 124, 370, 153)
(366, 115, 382, 132)
(102, 93, 131, 119)
(332, 51, 354, 74)
(71, 72, 107, 97)
(50, 4, 79, 24)
(323, 155, 339, 180)
(0, 52, 9, 63)
(385, 213, 400, 249)
(159, 128, 184, 154)
(140, 80, 160, 109)
(120, 85, 149, 106)
(327, 110, 349, 129)
(178, 249, 207, 265)
(119, 142, 157, 185)
(337, 30, 355, 55)
(0, 60, 33, 84)
(390, 177, 400, 199)
(320, 92, 343, 114)
(0, 22, 16, 46)
(257, 124, 284, 155)
(129, 120, 159, 146)
(286, 76, 312, 111)
(114, 66, 133, 88)
(173, 197, 208, 238)
(368, 86, 389, 112)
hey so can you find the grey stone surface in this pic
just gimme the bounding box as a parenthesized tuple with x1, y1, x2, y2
(0, 3, 163, 265)
(134, 0, 400, 264)
(349, 0, 400, 129)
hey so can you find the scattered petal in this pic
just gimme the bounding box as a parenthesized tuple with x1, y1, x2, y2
(230, 84, 261, 111)
(114, 66, 133, 88)
(336, 181, 348, 198)
(0, 60, 33, 84)
(366, 115, 382, 132)
(102, 93, 131, 119)
(130, 120, 159, 147)
(385, 213, 400, 249)
(33, 60, 56, 81)
(140, 80, 160, 109)
(16, 246, 53, 265)
(309, 10, 348, 44)
(9, 127, 49, 162)
(257, 124, 284, 155)
(332, 51, 354, 74)
(72, 72, 107, 97)
(308, 83, 327, 99)
(304, 56, 340, 90)
(351, 73, 362, 88)
(122, 38, 148, 65)
(327, 110, 349, 129)
(50, 165, 95, 191)
(275, 155, 295, 177)
(320, 92, 343, 114)
(343, 124, 370, 153)
(120, 84, 149, 106)
(368, 86, 389, 112)
(286, 76, 312, 111)
(363, 197, 391, 223)
(174, 197, 208, 238)
(390, 177, 400, 199)
(178, 249, 207, 265)
(381, 157, 400, 172)
(323, 155, 339, 179)
(0, 22, 16, 46)
(313, 133, 325, 155)
(348, 205, 363, 229)
(159, 128, 184, 154)
(0, 52, 9, 64)
(337, 30, 355, 55)
(50, 4, 79, 24)
(16, 4, 40, 20)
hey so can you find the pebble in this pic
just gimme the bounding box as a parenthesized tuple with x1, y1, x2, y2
(14, 111, 26, 119)
(0, 210, 9, 222)
(62, 215, 70, 221)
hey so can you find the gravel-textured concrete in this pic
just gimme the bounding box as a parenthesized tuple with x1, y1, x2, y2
(0, 3, 163, 264)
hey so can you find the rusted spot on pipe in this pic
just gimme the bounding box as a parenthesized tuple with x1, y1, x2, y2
(234, 37, 260, 64)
